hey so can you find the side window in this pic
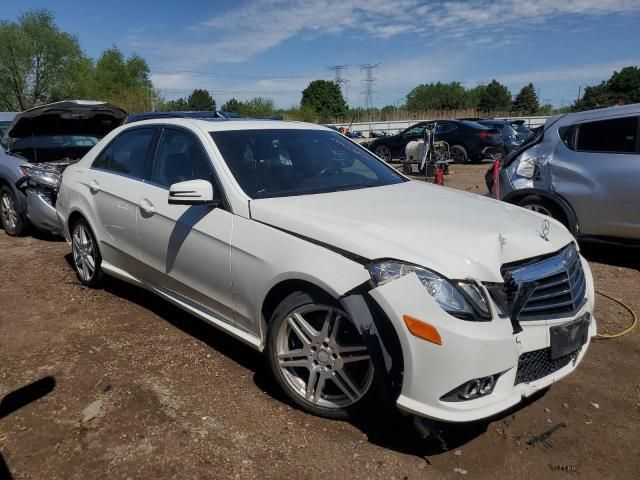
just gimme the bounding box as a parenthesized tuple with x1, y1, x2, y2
(404, 124, 427, 137)
(92, 141, 115, 170)
(575, 116, 638, 154)
(92, 128, 155, 178)
(435, 123, 456, 134)
(151, 128, 213, 187)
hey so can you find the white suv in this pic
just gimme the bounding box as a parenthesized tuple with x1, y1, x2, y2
(56, 118, 596, 423)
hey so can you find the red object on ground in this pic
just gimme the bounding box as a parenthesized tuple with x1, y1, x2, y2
(435, 166, 445, 185)
(492, 159, 500, 199)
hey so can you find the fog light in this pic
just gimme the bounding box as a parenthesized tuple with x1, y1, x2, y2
(441, 373, 500, 402)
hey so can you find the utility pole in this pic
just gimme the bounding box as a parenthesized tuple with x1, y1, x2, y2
(360, 63, 379, 110)
(328, 65, 349, 104)
(577, 85, 582, 103)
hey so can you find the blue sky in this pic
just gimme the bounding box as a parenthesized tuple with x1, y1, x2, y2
(4, 0, 640, 108)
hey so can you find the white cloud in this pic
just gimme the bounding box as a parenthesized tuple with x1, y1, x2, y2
(140, 0, 640, 64)
(493, 59, 640, 84)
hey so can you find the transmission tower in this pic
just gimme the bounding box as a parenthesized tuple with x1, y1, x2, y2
(360, 63, 379, 110)
(328, 65, 349, 103)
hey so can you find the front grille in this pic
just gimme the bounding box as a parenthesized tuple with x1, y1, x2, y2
(502, 244, 587, 321)
(515, 347, 581, 385)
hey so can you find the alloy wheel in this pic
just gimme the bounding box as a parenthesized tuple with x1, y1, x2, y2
(450, 145, 467, 163)
(0, 192, 18, 231)
(523, 203, 553, 217)
(275, 305, 373, 409)
(72, 224, 97, 282)
(375, 145, 392, 161)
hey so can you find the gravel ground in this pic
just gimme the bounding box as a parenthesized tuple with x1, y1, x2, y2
(1, 164, 639, 479)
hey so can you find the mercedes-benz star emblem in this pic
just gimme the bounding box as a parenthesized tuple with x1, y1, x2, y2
(537, 219, 550, 241)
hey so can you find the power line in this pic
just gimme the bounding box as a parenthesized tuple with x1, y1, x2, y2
(360, 63, 379, 110)
(150, 66, 322, 81)
(328, 65, 349, 103)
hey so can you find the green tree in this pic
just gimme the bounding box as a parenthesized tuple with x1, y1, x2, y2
(466, 85, 486, 109)
(236, 97, 277, 117)
(0, 9, 89, 110)
(512, 83, 539, 114)
(573, 66, 640, 110)
(405, 81, 468, 111)
(186, 89, 215, 111)
(221, 98, 240, 113)
(477, 79, 512, 113)
(92, 47, 155, 113)
(301, 80, 347, 122)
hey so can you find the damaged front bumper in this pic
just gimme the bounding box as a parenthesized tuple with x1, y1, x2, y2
(16, 163, 68, 235)
(351, 258, 595, 423)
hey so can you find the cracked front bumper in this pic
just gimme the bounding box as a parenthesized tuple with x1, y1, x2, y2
(368, 262, 595, 423)
(25, 189, 62, 234)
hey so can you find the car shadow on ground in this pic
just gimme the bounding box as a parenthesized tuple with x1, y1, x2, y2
(67, 264, 549, 458)
(579, 241, 640, 271)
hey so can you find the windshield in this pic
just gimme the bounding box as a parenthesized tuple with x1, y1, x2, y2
(511, 123, 533, 136)
(10, 135, 100, 150)
(0, 121, 10, 149)
(211, 129, 405, 199)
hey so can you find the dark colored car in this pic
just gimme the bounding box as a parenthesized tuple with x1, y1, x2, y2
(476, 119, 530, 154)
(126, 110, 239, 123)
(364, 120, 504, 163)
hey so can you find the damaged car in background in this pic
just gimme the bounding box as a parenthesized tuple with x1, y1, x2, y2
(0, 101, 126, 236)
(487, 103, 640, 243)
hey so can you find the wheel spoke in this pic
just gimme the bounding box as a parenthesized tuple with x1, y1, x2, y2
(81, 261, 90, 280)
(332, 370, 358, 402)
(341, 353, 371, 364)
(85, 255, 95, 273)
(278, 349, 309, 368)
(305, 368, 320, 401)
(312, 375, 326, 403)
(288, 313, 317, 344)
(329, 315, 341, 343)
(335, 344, 368, 354)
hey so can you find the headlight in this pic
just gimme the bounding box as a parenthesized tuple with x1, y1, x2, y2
(515, 158, 536, 178)
(19, 165, 62, 190)
(368, 261, 491, 320)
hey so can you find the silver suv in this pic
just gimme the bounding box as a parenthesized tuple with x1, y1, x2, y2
(489, 104, 640, 243)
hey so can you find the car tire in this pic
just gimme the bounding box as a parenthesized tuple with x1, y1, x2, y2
(266, 291, 375, 419)
(71, 218, 104, 288)
(0, 185, 26, 236)
(402, 163, 413, 175)
(449, 145, 468, 163)
(374, 144, 392, 162)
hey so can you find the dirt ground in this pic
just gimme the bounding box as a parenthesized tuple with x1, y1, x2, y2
(1, 164, 639, 479)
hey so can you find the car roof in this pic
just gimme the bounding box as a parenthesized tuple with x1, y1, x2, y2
(124, 117, 329, 133)
(552, 103, 640, 125)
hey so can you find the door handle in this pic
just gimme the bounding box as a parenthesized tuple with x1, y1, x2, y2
(89, 179, 100, 192)
(140, 198, 156, 214)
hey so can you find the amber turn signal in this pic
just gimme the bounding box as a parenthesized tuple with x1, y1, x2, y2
(403, 315, 442, 345)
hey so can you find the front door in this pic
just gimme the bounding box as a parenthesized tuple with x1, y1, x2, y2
(136, 127, 235, 324)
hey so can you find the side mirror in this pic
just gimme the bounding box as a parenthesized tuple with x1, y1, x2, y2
(168, 179, 219, 206)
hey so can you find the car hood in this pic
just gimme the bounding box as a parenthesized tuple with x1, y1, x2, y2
(4, 100, 127, 140)
(249, 181, 575, 282)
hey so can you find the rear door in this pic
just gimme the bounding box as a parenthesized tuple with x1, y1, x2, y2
(88, 127, 157, 271)
(136, 126, 235, 325)
(552, 115, 640, 239)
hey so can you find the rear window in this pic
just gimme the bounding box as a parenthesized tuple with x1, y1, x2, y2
(573, 116, 638, 154)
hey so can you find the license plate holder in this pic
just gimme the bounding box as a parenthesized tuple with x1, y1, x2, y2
(550, 317, 589, 360)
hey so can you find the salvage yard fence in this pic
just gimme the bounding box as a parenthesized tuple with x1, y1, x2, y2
(328, 115, 550, 137)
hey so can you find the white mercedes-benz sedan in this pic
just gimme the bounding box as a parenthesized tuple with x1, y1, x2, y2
(56, 118, 596, 423)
